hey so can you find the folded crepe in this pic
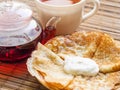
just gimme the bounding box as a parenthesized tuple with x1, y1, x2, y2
(27, 31, 120, 90)
(27, 43, 74, 90)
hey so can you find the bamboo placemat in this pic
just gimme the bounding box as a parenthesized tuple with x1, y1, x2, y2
(0, 60, 48, 90)
(0, 0, 120, 90)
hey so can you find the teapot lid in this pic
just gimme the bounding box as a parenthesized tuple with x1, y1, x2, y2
(0, 1, 32, 31)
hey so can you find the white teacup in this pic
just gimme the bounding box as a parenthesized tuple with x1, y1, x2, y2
(35, 0, 100, 35)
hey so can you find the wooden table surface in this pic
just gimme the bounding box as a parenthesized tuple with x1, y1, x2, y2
(0, 0, 120, 90)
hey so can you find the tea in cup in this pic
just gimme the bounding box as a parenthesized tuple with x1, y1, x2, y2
(40, 0, 80, 5)
(35, 0, 100, 35)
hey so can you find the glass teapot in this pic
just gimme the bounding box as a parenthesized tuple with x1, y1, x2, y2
(0, 1, 60, 62)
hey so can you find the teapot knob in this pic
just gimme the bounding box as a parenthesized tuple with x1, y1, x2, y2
(41, 16, 61, 44)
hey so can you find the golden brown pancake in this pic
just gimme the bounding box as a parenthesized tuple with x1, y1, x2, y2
(66, 72, 120, 90)
(45, 31, 104, 58)
(92, 33, 120, 73)
(45, 31, 120, 73)
(45, 36, 78, 56)
(66, 31, 103, 58)
(27, 31, 120, 90)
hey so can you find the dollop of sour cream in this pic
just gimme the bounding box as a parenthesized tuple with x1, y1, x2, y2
(63, 56, 99, 76)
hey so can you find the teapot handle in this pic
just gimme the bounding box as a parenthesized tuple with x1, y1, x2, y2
(41, 16, 61, 44)
(46, 16, 61, 28)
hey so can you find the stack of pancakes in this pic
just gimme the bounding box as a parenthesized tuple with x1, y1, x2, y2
(27, 31, 120, 90)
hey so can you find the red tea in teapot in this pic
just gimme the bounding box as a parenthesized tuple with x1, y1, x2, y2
(0, 24, 56, 62)
(0, 36, 41, 62)
(40, 0, 80, 5)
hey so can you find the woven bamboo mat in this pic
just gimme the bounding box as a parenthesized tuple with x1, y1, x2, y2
(0, 60, 47, 90)
(0, 0, 120, 90)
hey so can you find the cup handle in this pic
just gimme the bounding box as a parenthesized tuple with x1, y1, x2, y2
(82, 0, 100, 22)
